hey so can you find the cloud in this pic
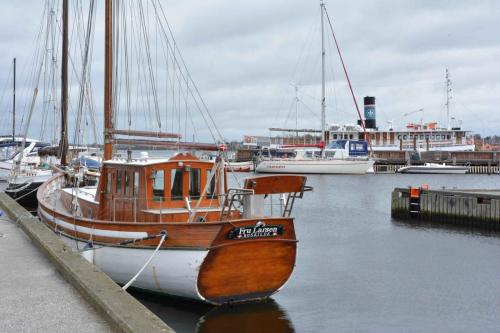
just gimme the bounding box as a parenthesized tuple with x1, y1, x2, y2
(0, 0, 499, 143)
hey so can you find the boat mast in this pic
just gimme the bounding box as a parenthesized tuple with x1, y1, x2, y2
(104, 0, 113, 160)
(59, 0, 69, 166)
(445, 68, 452, 130)
(12, 58, 16, 142)
(320, 1, 326, 143)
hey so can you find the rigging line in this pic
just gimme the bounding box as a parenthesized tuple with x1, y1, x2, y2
(283, 96, 299, 129)
(0, 64, 13, 118)
(153, 8, 171, 133)
(323, 6, 372, 151)
(137, 0, 161, 129)
(18, 2, 49, 135)
(122, 0, 131, 130)
(298, 99, 321, 121)
(81, 3, 99, 146)
(73, 0, 95, 146)
(127, 1, 149, 129)
(154, 1, 223, 144)
(153, 26, 218, 144)
(130, 1, 153, 130)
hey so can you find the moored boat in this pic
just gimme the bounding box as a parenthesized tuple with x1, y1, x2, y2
(256, 140, 374, 174)
(38, 154, 309, 304)
(396, 163, 469, 174)
(36, 0, 310, 305)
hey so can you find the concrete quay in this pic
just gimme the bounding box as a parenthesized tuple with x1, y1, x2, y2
(391, 187, 500, 230)
(0, 193, 175, 333)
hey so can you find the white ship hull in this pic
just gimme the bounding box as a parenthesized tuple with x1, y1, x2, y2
(397, 165, 469, 174)
(256, 159, 374, 174)
(39, 207, 208, 301)
(371, 144, 476, 152)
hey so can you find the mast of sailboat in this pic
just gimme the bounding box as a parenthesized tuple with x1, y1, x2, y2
(59, 0, 69, 166)
(104, 0, 113, 161)
(445, 68, 452, 130)
(322, 4, 373, 152)
(12, 58, 16, 143)
(320, 1, 326, 144)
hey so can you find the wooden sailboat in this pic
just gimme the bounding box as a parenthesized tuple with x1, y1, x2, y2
(37, 0, 309, 305)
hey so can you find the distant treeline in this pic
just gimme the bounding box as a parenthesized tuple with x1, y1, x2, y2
(474, 134, 500, 144)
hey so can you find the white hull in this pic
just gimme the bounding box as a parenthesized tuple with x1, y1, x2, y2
(39, 207, 208, 301)
(226, 161, 254, 172)
(256, 159, 374, 174)
(371, 144, 476, 152)
(397, 166, 468, 174)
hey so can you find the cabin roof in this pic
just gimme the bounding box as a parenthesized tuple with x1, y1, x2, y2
(103, 152, 212, 167)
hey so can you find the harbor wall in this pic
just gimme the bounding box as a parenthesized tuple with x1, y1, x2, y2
(391, 187, 500, 230)
(0, 193, 175, 333)
(374, 164, 500, 174)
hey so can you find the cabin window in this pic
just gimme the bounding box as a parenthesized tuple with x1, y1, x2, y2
(124, 172, 130, 195)
(333, 134, 338, 139)
(106, 172, 111, 193)
(324, 151, 336, 158)
(447, 135, 451, 140)
(133, 171, 139, 196)
(152, 170, 165, 201)
(189, 168, 201, 199)
(171, 169, 183, 201)
(206, 170, 216, 198)
(349, 134, 353, 139)
(116, 171, 123, 194)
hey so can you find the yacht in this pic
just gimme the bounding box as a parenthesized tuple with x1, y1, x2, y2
(256, 140, 374, 174)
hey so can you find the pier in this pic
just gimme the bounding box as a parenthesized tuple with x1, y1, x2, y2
(391, 187, 500, 230)
(0, 193, 174, 333)
(374, 150, 500, 174)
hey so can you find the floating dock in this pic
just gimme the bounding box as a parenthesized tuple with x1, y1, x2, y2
(0, 193, 174, 333)
(391, 187, 500, 229)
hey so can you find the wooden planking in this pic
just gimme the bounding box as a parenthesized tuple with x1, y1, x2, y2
(39, 202, 223, 248)
(244, 175, 306, 194)
(197, 241, 296, 303)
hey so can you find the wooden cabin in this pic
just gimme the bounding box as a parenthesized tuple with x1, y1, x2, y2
(77, 153, 235, 223)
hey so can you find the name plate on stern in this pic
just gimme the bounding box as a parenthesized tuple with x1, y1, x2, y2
(228, 225, 283, 240)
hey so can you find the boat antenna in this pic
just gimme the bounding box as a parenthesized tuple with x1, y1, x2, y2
(12, 57, 16, 143)
(322, 5, 373, 152)
(59, 0, 69, 166)
(445, 68, 452, 130)
(320, 1, 326, 144)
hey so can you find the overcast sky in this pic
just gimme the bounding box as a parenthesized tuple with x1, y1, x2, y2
(0, 0, 499, 143)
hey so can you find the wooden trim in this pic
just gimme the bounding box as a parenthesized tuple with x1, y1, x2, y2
(244, 175, 306, 194)
(109, 129, 181, 139)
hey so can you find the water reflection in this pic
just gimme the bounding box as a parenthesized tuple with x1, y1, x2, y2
(197, 300, 294, 333)
(131, 291, 294, 333)
(392, 217, 500, 238)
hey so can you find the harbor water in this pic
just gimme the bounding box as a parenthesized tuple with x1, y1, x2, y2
(134, 173, 500, 332)
(2, 173, 499, 332)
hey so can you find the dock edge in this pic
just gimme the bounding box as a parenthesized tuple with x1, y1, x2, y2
(0, 192, 175, 333)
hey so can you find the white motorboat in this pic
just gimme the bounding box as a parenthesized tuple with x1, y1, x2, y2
(397, 163, 469, 174)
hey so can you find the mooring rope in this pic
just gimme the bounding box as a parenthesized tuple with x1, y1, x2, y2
(122, 231, 167, 291)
